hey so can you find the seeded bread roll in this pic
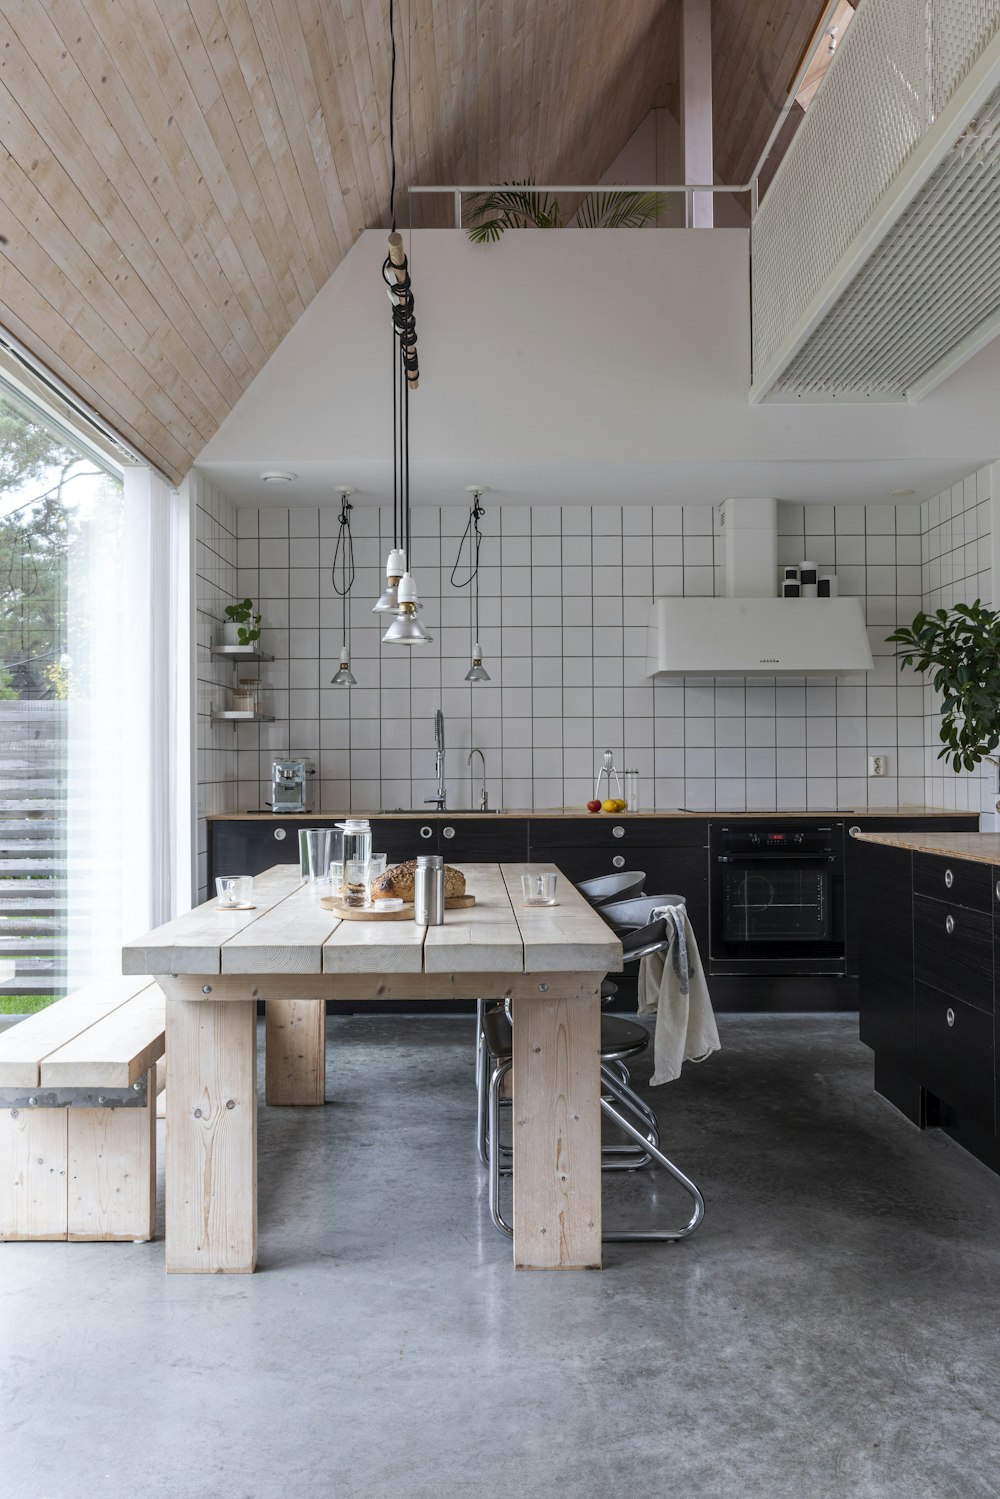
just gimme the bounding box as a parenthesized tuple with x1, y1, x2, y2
(370, 860, 466, 901)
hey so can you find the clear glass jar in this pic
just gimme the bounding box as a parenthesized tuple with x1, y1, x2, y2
(233, 678, 258, 713)
(624, 769, 640, 812)
(337, 818, 372, 907)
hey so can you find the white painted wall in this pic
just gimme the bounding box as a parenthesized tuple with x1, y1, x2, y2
(197, 228, 1000, 510)
(599, 109, 750, 228)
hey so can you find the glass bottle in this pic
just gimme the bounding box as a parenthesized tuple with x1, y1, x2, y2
(624, 769, 640, 813)
(337, 818, 372, 907)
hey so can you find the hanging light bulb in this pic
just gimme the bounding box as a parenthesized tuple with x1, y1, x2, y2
(382, 572, 431, 644)
(465, 643, 491, 682)
(372, 548, 407, 613)
(330, 487, 358, 685)
(331, 646, 357, 687)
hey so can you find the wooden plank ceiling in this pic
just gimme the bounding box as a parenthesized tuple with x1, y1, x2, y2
(0, 0, 827, 483)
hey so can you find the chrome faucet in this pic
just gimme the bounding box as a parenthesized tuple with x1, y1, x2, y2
(425, 708, 447, 810)
(468, 748, 488, 811)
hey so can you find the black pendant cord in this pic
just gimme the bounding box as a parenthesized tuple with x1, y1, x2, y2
(388, 0, 397, 234)
(331, 493, 355, 652)
(449, 495, 485, 650)
(391, 319, 400, 552)
(402, 355, 411, 565)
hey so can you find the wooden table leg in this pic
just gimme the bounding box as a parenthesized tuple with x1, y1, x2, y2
(165, 990, 257, 1273)
(510, 981, 602, 1270)
(264, 999, 326, 1105)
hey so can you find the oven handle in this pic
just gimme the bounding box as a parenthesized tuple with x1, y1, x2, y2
(715, 853, 837, 863)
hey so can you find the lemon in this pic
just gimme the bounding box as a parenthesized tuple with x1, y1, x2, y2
(601, 799, 617, 813)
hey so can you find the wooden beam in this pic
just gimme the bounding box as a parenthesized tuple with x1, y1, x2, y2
(681, 0, 714, 227)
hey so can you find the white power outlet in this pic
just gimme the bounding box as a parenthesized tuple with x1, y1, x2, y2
(868, 755, 888, 777)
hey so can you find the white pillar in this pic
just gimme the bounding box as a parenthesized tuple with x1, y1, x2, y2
(681, 0, 714, 228)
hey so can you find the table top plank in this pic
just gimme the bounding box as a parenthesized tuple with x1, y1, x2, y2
(501, 864, 622, 973)
(122, 866, 303, 975)
(221, 878, 344, 974)
(323, 913, 427, 973)
(423, 863, 523, 973)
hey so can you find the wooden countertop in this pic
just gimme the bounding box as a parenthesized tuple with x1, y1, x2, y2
(206, 806, 977, 822)
(854, 831, 1000, 865)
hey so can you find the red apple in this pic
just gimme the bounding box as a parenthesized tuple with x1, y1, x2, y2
(586, 800, 602, 813)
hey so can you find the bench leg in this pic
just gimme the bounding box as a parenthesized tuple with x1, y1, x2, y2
(67, 1067, 156, 1242)
(510, 980, 603, 1270)
(0, 1107, 68, 1240)
(166, 994, 257, 1273)
(265, 999, 326, 1106)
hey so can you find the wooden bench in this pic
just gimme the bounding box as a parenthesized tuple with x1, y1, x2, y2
(0, 976, 164, 1242)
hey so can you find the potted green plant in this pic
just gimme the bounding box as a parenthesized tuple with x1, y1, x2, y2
(888, 600, 1000, 774)
(222, 598, 262, 648)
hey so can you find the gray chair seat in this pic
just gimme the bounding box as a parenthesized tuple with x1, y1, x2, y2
(600, 893, 686, 933)
(576, 871, 646, 906)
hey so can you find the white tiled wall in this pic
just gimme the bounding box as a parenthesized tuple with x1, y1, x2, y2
(214, 497, 949, 816)
(920, 466, 996, 814)
(195, 477, 240, 897)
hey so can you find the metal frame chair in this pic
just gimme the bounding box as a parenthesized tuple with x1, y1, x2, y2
(482, 917, 705, 1244)
(576, 870, 647, 906)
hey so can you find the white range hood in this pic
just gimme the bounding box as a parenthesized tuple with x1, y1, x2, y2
(645, 498, 874, 679)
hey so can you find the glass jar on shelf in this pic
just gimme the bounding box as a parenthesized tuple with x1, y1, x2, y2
(233, 678, 259, 714)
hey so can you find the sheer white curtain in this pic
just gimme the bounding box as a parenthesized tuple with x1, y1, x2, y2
(66, 466, 189, 986)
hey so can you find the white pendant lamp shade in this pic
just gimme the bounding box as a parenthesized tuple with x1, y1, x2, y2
(382, 572, 432, 644)
(464, 642, 491, 682)
(331, 646, 357, 686)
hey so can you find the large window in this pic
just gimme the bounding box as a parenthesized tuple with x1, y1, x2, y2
(0, 379, 125, 1012)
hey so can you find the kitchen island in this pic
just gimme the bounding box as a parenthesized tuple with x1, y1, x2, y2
(123, 863, 621, 1274)
(854, 830, 1000, 1176)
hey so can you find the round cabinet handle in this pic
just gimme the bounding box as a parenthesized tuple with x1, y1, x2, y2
(612, 825, 625, 839)
(612, 855, 626, 869)
(995, 879, 1000, 902)
(946, 1007, 956, 1028)
(442, 826, 455, 839)
(419, 825, 433, 840)
(945, 914, 955, 934)
(273, 828, 286, 841)
(848, 825, 861, 838)
(944, 868, 954, 889)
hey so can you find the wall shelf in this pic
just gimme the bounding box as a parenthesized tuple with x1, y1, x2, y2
(210, 644, 275, 663)
(211, 710, 275, 723)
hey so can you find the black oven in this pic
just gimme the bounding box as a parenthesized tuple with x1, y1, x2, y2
(708, 822, 846, 975)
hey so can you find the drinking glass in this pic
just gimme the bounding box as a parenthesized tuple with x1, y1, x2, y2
(370, 853, 387, 883)
(216, 875, 253, 907)
(520, 872, 558, 906)
(304, 828, 334, 884)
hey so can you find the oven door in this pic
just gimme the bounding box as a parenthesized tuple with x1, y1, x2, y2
(710, 852, 845, 974)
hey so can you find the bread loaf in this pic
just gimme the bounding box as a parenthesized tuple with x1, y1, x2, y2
(371, 860, 466, 901)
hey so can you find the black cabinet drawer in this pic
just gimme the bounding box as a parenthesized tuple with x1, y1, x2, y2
(438, 818, 528, 862)
(914, 981, 995, 1132)
(211, 820, 302, 882)
(913, 894, 993, 1013)
(914, 853, 992, 913)
(857, 843, 914, 1062)
(528, 817, 707, 853)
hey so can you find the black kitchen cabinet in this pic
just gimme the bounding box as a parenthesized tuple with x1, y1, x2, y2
(857, 838, 998, 1174)
(439, 818, 529, 863)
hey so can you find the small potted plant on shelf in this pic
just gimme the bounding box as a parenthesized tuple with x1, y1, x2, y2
(222, 598, 262, 648)
(888, 600, 1000, 781)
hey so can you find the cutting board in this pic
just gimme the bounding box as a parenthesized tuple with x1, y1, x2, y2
(320, 894, 476, 921)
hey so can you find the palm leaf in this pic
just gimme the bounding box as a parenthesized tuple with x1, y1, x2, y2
(465, 179, 563, 241)
(573, 189, 665, 229)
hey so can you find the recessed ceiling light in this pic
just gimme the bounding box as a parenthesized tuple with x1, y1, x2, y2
(260, 469, 297, 484)
(889, 488, 916, 497)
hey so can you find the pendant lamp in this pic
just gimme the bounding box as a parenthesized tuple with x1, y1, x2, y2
(451, 486, 491, 682)
(330, 488, 357, 685)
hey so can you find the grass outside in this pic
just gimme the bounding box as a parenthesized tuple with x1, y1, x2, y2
(0, 994, 57, 1015)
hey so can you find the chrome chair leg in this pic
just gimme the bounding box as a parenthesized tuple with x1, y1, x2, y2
(475, 1000, 491, 1167)
(598, 1070, 705, 1242)
(488, 1058, 514, 1237)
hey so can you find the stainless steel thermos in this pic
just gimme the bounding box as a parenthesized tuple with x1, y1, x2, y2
(414, 854, 444, 925)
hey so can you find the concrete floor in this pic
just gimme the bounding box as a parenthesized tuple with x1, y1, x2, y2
(3, 1013, 1000, 1499)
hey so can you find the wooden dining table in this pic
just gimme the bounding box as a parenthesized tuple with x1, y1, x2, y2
(122, 862, 622, 1274)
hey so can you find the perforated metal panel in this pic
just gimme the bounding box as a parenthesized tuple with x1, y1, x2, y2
(772, 83, 1000, 397)
(752, 0, 1000, 397)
